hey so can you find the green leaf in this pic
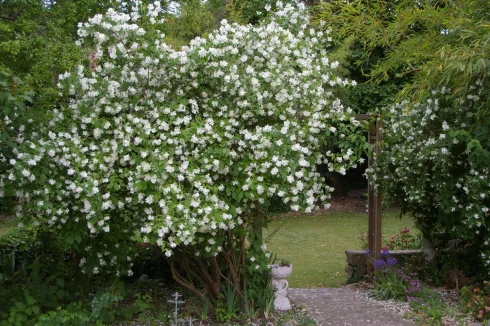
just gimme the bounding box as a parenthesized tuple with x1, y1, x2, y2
(236, 191, 244, 201)
(25, 295, 36, 306)
(121, 307, 133, 320)
(56, 278, 65, 288)
(6, 140, 16, 148)
(31, 306, 39, 315)
(16, 102, 25, 110)
(14, 302, 24, 310)
(38, 285, 48, 299)
(116, 281, 126, 297)
(48, 285, 57, 295)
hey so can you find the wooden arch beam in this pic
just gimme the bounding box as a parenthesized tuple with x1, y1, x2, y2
(355, 114, 382, 275)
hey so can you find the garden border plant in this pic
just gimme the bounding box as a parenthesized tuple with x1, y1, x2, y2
(365, 249, 448, 325)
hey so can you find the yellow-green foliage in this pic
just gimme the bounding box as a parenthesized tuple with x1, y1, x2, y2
(313, 0, 490, 101)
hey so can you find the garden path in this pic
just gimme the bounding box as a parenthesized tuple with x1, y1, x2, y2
(289, 288, 415, 326)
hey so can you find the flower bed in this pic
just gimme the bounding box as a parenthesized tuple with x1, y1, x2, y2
(345, 249, 423, 282)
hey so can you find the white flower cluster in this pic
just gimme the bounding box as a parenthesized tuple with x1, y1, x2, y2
(1, 1, 359, 275)
(371, 85, 490, 270)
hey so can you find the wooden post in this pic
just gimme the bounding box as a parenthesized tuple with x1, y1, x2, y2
(367, 120, 375, 275)
(374, 117, 382, 263)
(355, 114, 382, 275)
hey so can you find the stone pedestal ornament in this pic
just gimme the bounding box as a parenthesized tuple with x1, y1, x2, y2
(270, 264, 293, 311)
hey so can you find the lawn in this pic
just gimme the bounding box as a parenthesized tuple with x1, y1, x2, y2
(264, 209, 419, 288)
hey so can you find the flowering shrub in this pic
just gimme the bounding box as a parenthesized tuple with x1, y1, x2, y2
(370, 85, 490, 274)
(0, 68, 35, 212)
(0, 0, 362, 287)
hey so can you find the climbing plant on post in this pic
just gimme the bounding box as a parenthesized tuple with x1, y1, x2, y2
(0, 1, 364, 303)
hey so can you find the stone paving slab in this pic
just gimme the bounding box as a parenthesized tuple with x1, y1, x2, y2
(289, 288, 415, 326)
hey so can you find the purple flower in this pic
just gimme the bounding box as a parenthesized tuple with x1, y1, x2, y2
(374, 259, 386, 270)
(409, 280, 422, 292)
(387, 257, 398, 266)
(381, 249, 390, 257)
(364, 249, 373, 259)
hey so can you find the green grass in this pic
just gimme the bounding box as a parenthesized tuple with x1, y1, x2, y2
(264, 210, 418, 288)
